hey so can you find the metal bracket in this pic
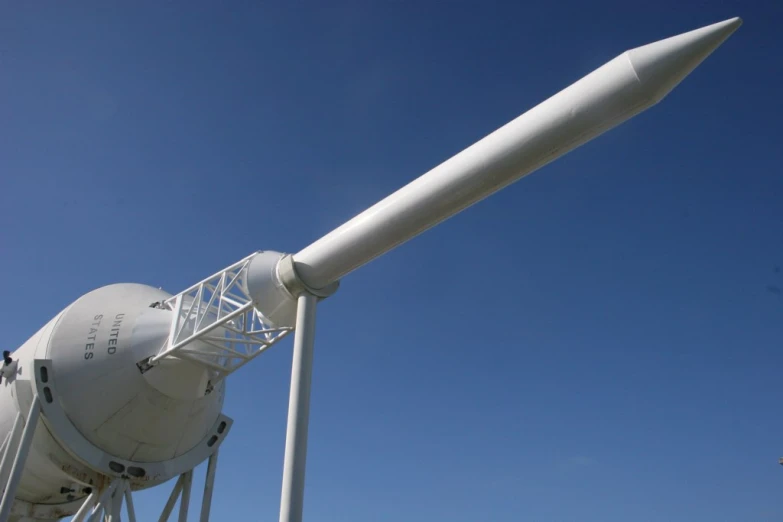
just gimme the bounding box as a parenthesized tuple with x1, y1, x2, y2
(277, 254, 339, 299)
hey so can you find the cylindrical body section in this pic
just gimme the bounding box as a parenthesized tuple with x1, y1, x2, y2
(294, 54, 650, 290)
(293, 18, 741, 290)
(0, 284, 226, 518)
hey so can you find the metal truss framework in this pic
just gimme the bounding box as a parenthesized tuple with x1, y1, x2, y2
(0, 397, 41, 521)
(0, 255, 319, 522)
(71, 477, 134, 522)
(148, 253, 292, 383)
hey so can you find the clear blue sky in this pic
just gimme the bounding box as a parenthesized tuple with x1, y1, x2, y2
(1, 2, 781, 521)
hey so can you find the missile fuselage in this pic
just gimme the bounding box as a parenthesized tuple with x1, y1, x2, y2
(0, 17, 741, 520)
(293, 18, 742, 291)
(1, 285, 225, 519)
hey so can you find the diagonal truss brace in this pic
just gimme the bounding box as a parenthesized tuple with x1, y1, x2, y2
(147, 253, 292, 383)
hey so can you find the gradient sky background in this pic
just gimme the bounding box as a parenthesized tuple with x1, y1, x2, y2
(1, 1, 782, 521)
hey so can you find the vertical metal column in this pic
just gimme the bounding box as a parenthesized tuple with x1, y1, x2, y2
(279, 293, 318, 522)
(0, 431, 13, 478)
(103, 489, 114, 522)
(125, 485, 138, 522)
(87, 480, 119, 522)
(107, 481, 125, 522)
(0, 398, 40, 521)
(159, 475, 184, 522)
(179, 470, 193, 522)
(200, 450, 219, 522)
(0, 413, 22, 488)
(72, 492, 97, 522)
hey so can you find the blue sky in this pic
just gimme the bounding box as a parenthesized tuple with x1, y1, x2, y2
(1, 1, 781, 521)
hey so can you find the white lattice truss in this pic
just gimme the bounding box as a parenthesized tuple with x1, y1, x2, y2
(149, 253, 292, 383)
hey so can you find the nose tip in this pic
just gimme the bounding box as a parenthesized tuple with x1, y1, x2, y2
(625, 17, 743, 102)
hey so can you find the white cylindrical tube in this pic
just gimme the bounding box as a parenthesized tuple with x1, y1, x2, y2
(293, 18, 741, 290)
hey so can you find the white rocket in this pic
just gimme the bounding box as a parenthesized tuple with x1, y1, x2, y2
(0, 17, 741, 522)
(292, 17, 743, 291)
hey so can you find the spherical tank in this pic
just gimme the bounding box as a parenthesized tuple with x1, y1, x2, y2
(0, 283, 227, 519)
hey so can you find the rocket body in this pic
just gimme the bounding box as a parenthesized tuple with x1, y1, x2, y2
(293, 18, 742, 291)
(0, 17, 741, 520)
(0, 285, 225, 519)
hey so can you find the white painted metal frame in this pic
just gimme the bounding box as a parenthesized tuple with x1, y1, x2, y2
(9, 497, 87, 520)
(149, 253, 293, 382)
(69, 452, 219, 522)
(0, 390, 93, 520)
(0, 395, 90, 521)
(279, 293, 318, 522)
(153, 458, 218, 522)
(70, 478, 135, 522)
(0, 397, 40, 521)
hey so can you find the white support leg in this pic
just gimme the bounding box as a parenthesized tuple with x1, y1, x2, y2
(125, 485, 138, 522)
(0, 398, 40, 521)
(0, 431, 12, 469)
(89, 505, 103, 522)
(159, 475, 184, 522)
(200, 449, 219, 522)
(103, 492, 112, 522)
(107, 481, 125, 522)
(87, 480, 120, 522)
(72, 492, 97, 522)
(0, 412, 22, 488)
(279, 293, 318, 522)
(179, 470, 193, 522)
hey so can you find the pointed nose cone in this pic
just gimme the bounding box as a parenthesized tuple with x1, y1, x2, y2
(627, 17, 742, 102)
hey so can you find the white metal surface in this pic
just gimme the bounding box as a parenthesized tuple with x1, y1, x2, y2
(70, 492, 96, 522)
(178, 471, 193, 522)
(107, 482, 124, 522)
(149, 469, 217, 522)
(32, 358, 231, 486)
(292, 17, 742, 291)
(0, 16, 742, 522)
(0, 413, 22, 492)
(43, 284, 226, 464)
(199, 451, 218, 522)
(0, 398, 40, 521)
(85, 480, 119, 522)
(124, 485, 137, 522)
(150, 253, 293, 383)
(279, 294, 318, 522)
(0, 311, 90, 508)
(245, 251, 301, 328)
(158, 476, 184, 522)
(0, 282, 230, 518)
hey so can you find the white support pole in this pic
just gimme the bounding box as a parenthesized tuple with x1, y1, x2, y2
(89, 505, 104, 522)
(159, 476, 184, 522)
(125, 485, 138, 522)
(0, 398, 40, 521)
(200, 450, 219, 522)
(279, 293, 318, 522)
(72, 492, 97, 522)
(103, 492, 113, 522)
(0, 412, 22, 488)
(179, 470, 193, 522)
(0, 431, 11, 465)
(87, 480, 119, 522)
(107, 481, 125, 522)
